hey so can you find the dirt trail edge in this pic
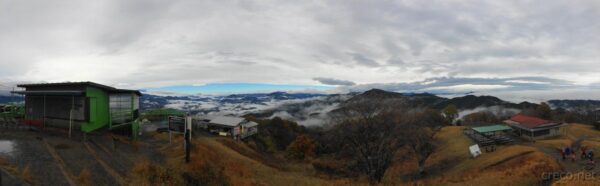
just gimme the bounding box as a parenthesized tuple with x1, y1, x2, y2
(43, 140, 77, 186)
(83, 142, 126, 185)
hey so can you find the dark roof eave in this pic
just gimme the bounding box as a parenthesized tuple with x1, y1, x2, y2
(111, 89, 142, 96)
(11, 90, 86, 96)
(507, 122, 565, 131)
(208, 123, 239, 128)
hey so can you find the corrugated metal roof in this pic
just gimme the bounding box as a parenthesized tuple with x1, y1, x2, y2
(242, 121, 258, 128)
(509, 114, 554, 129)
(17, 81, 142, 96)
(210, 116, 245, 127)
(472, 125, 512, 133)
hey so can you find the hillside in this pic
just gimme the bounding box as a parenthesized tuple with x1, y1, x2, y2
(549, 100, 600, 110)
(383, 124, 600, 185)
(145, 124, 600, 185)
(132, 133, 354, 186)
(3, 119, 599, 185)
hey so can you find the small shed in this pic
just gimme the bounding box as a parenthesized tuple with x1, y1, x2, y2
(206, 116, 258, 139)
(472, 125, 512, 136)
(12, 82, 141, 135)
(466, 124, 515, 146)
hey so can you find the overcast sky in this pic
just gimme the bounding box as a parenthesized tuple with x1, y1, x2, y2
(1, 0, 599, 98)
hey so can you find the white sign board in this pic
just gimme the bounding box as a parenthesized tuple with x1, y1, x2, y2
(469, 144, 482, 158)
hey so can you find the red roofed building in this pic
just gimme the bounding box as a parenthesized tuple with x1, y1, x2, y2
(504, 114, 565, 140)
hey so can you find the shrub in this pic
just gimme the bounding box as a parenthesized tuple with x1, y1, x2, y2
(286, 135, 316, 160)
(251, 117, 307, 153)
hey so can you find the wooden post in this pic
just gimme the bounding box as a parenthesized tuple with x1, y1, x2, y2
(169, 117, 172, 144)
(185, 129, 190, 163)
(43, 95, 46, 130)
(530, 131, 534, 141)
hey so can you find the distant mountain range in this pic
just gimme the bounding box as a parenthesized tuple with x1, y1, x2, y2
(0, 95, 23, 104)
(140, 92, 326, 115)
(339, 89, 540, 110)
(249, 89, 544, 126)
(3, 90, 600, 124)
(548, 100, 600, 111)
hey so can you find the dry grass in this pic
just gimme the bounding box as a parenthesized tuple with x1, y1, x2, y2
(136, 124, 599, 185)
(551, 171, 600, 186)
(131, 140, 141, 152)
(216, 138, 285, 170)
(128, 158, 184, 186)
(562, 123, 600, 140)
(21, 164, 34, 184)
(427, 126, 472, 166)
(77, 167, 92, 186)
(447, 145, 538, 174)
(0, 156, 37, 184)
(157, 137, 339, 186)
(537, 139, 573, 150)
(0, 155, 19, 175)
(409, 146, 562, 185)
(386, 125, 564, 185)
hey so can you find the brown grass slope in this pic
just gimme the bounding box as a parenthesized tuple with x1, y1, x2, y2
(129, 124, 600, 185)
(130, 134, 351, 186)
(387, 126, 563, 185)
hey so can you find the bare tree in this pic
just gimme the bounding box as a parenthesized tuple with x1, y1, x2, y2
(329, 98, 444, 182)
(400, 109, 444, 176)
(329, 98, 405, 183)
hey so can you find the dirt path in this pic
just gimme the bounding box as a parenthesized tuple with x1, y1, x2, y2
(526, 136, 597, 174)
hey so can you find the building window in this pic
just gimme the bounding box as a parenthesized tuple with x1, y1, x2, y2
(110, 94, 133, 124)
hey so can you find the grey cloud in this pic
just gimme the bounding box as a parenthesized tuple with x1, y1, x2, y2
(0, 0, 599, 96)
(313, 77, 355, 86)
(339, 76, 578, 94)
(348, 53, 379, 67)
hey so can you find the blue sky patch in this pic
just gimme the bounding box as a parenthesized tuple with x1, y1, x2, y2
(146, 83, 333, 94)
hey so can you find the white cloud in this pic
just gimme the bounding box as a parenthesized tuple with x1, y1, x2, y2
(505, 80, 550, 85)
(423, 84, 511, 91)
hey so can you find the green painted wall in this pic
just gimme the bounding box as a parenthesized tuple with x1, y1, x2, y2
(82, 87, 110, 133)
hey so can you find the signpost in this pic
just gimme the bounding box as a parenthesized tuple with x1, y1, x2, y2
(168, 115, 192, 163)
(168, 116, 186, 144)
(469, 144, 482, 158)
